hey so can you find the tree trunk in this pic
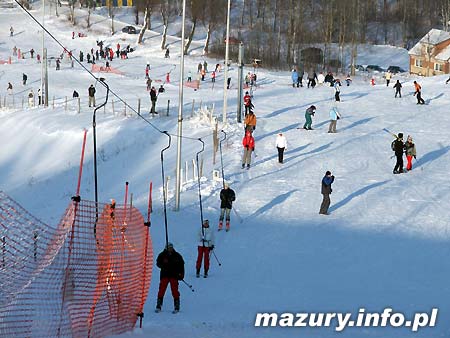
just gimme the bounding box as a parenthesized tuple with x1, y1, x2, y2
(138, 7, 150, 44)
(87, 7, 91, 28)
(135, 7, 139, 25)
(161, 14, 168, 50)
(184, 18, 197, 55)
(203, 23, 211, 55)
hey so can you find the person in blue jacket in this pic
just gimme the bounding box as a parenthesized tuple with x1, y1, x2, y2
(319, 171, 335, 215)
(291, 69, 299, 88)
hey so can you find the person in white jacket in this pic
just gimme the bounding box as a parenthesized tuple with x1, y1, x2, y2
(328, 106, 341, 133)
(275, 133, 287, 163)
(196, 219, 215, 278)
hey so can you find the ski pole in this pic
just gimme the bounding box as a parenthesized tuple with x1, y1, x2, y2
(414, 157, 423, 171)
(211, 249, 222, 266)
(181, 279, 195, 292)
(232, 207, 243, 223)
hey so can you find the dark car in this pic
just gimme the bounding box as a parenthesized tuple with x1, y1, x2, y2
(387, 66, 406, 74)
(122, 26, 137, 34)
(366, 65, 384, 72)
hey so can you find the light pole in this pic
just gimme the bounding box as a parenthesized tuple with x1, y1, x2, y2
(174, 0, 186, 211)
(222, 0, 231, 124)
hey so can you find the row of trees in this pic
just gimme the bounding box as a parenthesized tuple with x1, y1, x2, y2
(35, 0, 450, 70)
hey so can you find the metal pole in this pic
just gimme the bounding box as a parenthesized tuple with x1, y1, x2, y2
(237, 42, 244, 123)
(222, 0, 231, 124)
(44, 48, 48, 107)
(175, 0, 186, 211)
(41, 0, 44, 107)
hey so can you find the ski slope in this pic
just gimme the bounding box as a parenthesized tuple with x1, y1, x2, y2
(0, 2, 449, 338)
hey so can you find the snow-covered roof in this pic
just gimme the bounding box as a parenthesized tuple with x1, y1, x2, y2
(408, 28, 450, 55)
(435, 46, 450, 61)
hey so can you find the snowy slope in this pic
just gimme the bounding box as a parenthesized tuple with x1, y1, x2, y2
(0, 3, 449, 338)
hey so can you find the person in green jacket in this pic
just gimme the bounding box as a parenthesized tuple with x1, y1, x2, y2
(303, 105, 316, 130)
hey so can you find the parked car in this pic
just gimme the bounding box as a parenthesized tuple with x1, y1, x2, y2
(387, 66, 406, 74)
(122, 26, 137, 34)
(366, 65, 384, 72)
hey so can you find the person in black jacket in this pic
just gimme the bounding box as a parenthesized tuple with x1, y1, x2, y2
(394, 80, 402, 98)
(150, 86, 157, 114)
(88, 84, 96, 107)
(319, 171, 335, 215)
(392, 133, 405, 174)
(218, 183, 236, 232)
(156, 243, 185, 312)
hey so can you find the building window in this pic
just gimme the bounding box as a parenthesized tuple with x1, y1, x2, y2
(415, 59, 423, 68)
(426, 46, 433, 54)
(434, 63, 443, 72)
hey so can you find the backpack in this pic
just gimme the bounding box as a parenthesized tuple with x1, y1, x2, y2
(391, 140, 396, 151)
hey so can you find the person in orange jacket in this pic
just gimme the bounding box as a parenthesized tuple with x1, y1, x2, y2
(242, 131, 255, 169)
(413, 81, 425, 104)
(244, 110, 257, 133)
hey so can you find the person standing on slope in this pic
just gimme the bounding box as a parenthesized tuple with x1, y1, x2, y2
(242, 131, 255, 169)
(155, 243, 185, 313)
(275, 133, 287, 163)
(319, 171, 335, 215)
(328, 106, 341, 133)
(413, 81, 425, 104)
(244, 110, 257, 133)
(218, 183, 236, 232)
(392, 133, 405, 174)
(334, 79, 341, 102)
(394, 80, 402, 98)
(291, 69, 299, 88)
(303, 105, 316, 130)
(243, 91, 253, 116)
(405, 135, 417, 171)
(196, 219, 214, 278)
(385, 70, 392, 86)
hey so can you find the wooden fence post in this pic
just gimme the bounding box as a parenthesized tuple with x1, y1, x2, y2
(77, 97, 81, 114)
(185, 161, 188, 183)
(192, 159, 197, 180)
(166, 99, 170, 116)
(200, 157, 204, 178)
(21, 96, 24, 109)
(165, 176, 170, 202)
(111, 99, 115, 116)
(213, 122, 218, 165)
(52, 96, 55, 109)
(65, 96, 68, 111)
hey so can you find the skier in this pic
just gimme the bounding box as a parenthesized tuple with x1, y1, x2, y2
(201, 68, 206, 81)
(166, 72, 170, 83)
(203, 61, 208, 72)
(165, 48, 170, 58)
(275, 133, 287, 164)
(392, 133, 405, 174)
(56, 58, 61, 70)
(291, 69, 299, 88)
(243, 91, 252, 116)
(145, 64, 149, 79)
(150, 86, 157, 114)
(7, 82, 13, 95)
(218, 183, 236, 232)
(196, 219, 214, 278)
(385, 70, 392, 86)
(413, 81, 425, 104)
(307, 71, 317, 88)
(211, 71, 216, 83)
(37, 88, 41, 105)
(155, 243, 184, 313)
(30, 48, 34, 58)
(158, 85, 165, 93)
(88, 84, 96, 107)
(345, 75, 352, 86)
(197, 62, 202, 73)
(79, 51, 83, 62)
(328, 106, 341, 133)
(215, 63, 221, 72)
(187, 70, 192, 82)
(244, 110, 256, 133)
(72, 90, 79, 98)
(10, 26, 14, 37)
(303, 105, 316, 130)
(334, 80, 341, 102)
(317, 72, 325, 85)
(245, 72, 250, 86)
(28, 90, 34, 107)
(227, 77, 231, 89)
(87, 53, 91, 64)
(22, 73, 27, 85)
(146, 78, 152, 91)
(405, 135, 416, 171)
(394, 80, 402, 98)
(241, 131, 255, 169)
(319, 171, 335, 215)
(12, 46, 17, 56)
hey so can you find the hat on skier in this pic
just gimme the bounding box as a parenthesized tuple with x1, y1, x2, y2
(325, 171, 331, 176)
(311, 105, 316, 110)
(166, 242, 174, 249)
(203, 220, 210, 226)
(398, 133, 403, 139)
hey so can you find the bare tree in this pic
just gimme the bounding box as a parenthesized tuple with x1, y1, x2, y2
(201, 0, 226, 55)
(184, 0, 204, 55)
(137, 0, 157, 44)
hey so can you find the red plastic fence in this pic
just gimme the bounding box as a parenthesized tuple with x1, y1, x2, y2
(0, 192, 153, 338)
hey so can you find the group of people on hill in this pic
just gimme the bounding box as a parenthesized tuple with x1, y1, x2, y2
(391, 133, 417, 174)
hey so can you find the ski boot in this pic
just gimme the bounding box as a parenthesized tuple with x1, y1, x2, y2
(218, 221, 223, 231)
(246, 164, 250, 170)
(173, 298, 180, 313)
(241, 163, 245, 169)
(196, 268, 200, 278)
(226, 221, 230, 232)
(204, 269, 208, 278)
(155, 298, 163, 313)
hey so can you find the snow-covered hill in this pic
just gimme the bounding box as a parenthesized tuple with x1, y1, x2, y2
(0, 2, 449, 338)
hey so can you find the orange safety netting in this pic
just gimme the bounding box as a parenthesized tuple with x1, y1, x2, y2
(0, 191, 153, 338)
(91, 64, 125, 75)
